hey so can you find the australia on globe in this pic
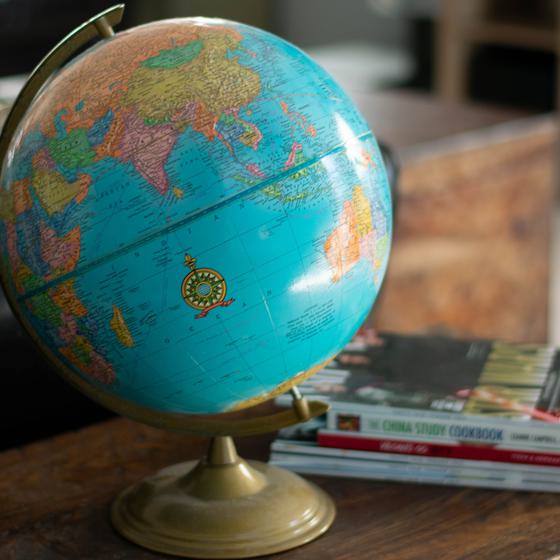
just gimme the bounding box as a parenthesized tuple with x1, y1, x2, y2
(0, 18, 392, 415)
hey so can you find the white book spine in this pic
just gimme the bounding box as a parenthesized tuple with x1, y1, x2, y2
(326, 406, 560, 449)
(269, 455, 560, 493)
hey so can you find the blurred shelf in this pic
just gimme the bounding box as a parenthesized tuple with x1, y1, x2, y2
(465, 21, 557, 52)
(436, 0, 560, 103)
(350, 89, 530, 154)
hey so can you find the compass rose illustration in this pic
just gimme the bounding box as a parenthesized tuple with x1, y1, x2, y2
(181, 254, 235, 319)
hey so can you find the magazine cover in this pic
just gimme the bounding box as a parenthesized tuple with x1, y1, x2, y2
(271, 329, 560, 491)
(275, 330, 560, 448)
(329, 330, 560, 421)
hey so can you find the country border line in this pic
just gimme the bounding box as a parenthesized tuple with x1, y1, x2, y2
(17, 130, 375, 301)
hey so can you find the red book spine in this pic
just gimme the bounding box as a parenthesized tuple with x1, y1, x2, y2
(317, 432, 560, 467)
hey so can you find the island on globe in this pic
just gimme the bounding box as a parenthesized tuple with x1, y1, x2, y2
(0, 18, 392, 415)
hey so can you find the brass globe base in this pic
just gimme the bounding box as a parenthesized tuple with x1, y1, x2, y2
(111, 436, 336, 558)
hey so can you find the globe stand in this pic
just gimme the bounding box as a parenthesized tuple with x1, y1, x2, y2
(0, 5, 337, 558)
(111, 434, 335, 558)
(111, 387, 336, 558)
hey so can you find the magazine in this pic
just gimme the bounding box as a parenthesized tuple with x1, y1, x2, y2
(276, 331, 560, 449)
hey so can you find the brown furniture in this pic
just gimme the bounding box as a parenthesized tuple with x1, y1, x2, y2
(351, 91, 556, 344)
(435, 0, 559, 104)
(3, 416, 560, 560)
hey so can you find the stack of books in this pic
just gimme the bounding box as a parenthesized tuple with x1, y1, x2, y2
(272, 330, 560, 492)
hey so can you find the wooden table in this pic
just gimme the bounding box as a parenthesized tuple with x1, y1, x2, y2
(352, 91, 556, 344)
(2, 416, 560, 560)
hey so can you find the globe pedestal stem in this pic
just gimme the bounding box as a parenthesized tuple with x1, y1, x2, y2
(111, 435, 336, 558)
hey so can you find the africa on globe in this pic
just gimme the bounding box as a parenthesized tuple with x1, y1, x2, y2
(0, 16, 392, 416)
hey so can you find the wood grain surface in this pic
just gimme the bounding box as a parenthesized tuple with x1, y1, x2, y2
(2, 416, 560, 560)
(372, 116, 556, 343)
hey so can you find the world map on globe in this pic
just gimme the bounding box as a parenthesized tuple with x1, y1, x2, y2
(0, 18, 392, 414)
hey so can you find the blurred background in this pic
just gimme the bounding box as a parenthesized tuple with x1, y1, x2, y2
(0, 0, 558, 109)
(0, 0, 558, 449)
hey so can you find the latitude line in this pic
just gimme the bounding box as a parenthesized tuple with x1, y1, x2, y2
(16, 130, 374, 302)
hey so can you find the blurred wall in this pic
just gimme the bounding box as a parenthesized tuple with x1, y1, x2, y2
(126, 0, 273, 29)
(274, 0, 409, 48)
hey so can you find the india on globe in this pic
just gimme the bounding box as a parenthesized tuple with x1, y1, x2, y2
(0, 17, 392, 416)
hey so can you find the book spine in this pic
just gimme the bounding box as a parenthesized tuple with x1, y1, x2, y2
(326, 407, 560, 449)
(318, 431, 560, 467)
(271, 439, 560, 474)
(269, 454, 560, 493)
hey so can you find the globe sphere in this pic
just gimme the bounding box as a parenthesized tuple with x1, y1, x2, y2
(0, 18, 392, 415)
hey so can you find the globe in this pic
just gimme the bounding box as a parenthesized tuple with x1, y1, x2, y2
(0, 16, 392, 417)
